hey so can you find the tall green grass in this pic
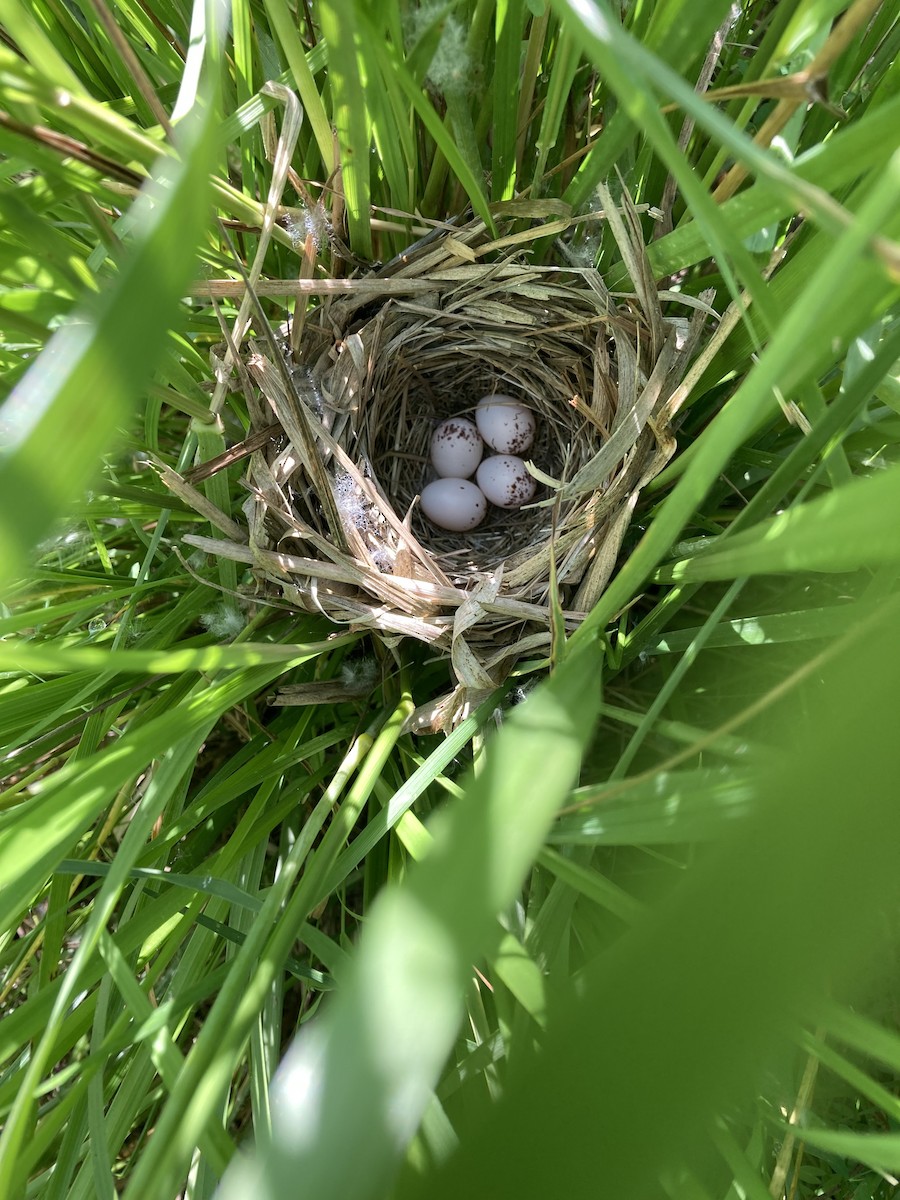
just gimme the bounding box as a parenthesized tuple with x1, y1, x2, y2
(1, 2, 899, 1198)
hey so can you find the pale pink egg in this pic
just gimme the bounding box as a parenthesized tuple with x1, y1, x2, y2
(420, 478, 488, 531)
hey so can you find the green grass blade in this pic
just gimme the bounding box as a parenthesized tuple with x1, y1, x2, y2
(0, 101, 220, 587)
(358, 7, 495, 234)
(530, 22, 580, 195)
(784, 1128, 900, 1176)
(645, 599, 884, 652)
(552, 0, 776, 332)
(557, 0, 866, 241)
(0, 0, 86, 95)
(562, 0, 736, 209)
(663, 464, 900, 582)
(536, 847, 643, 925)
(317, 0, 373, 259)
(116, 703, 405, 1198)
(608, 579, 745, 780)
(403, 601, 900, 1200)
(217, 638, 603, 1200)
(572, 148, 900, 646)
(0, 634, 357, 675)
(552, 768, 757, 846)
(0, 721, 218, 1192)
(261, 0, 335, 175)
(638, 91, 900, 284)
(492, 0, 525, 202)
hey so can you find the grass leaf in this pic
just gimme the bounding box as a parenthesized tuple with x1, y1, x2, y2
(217, 637, 604, 1200)
(664, 464, 900, 582)
(0, 98, 220, 585)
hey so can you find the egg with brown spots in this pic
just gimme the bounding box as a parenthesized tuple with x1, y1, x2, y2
(430, 417, 484, 479)
(475, 394, 536, 456)
(476, 455, 536, 509)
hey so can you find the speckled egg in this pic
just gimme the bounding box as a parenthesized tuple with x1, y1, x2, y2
(475, 394, 536, 456)
(430, 417, 484, 479)
(476, 455, 536, 509)
(420, 477, 488, 531)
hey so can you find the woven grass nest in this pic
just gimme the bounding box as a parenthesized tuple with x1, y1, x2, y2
(185, 193, 714, 728)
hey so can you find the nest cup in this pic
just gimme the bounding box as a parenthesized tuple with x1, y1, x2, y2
(368, 313, 596, 569)
(209, 198, 710, 722)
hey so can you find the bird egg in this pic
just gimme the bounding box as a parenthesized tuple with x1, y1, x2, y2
(476, 455, 536, 509)
(420, 478, 488, 531)
(430, 417, 483, 478)
(475, 394, 536, 455)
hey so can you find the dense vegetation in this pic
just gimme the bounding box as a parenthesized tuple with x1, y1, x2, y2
(1, 1, 899, 1197)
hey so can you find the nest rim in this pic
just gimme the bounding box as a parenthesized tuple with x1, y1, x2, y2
(184, 195, 714, 707)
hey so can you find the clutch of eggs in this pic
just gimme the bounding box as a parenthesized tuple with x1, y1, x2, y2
(423, 395, 537, 531)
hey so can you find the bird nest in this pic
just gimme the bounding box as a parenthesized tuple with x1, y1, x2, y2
(176, 194, 713, 728)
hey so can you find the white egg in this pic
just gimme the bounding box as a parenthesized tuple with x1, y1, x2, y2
(420, 478, 487, 531)
(476, 455, 536, 509)
(430, 417, 483, 479)
(475, 394, 536, 455)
